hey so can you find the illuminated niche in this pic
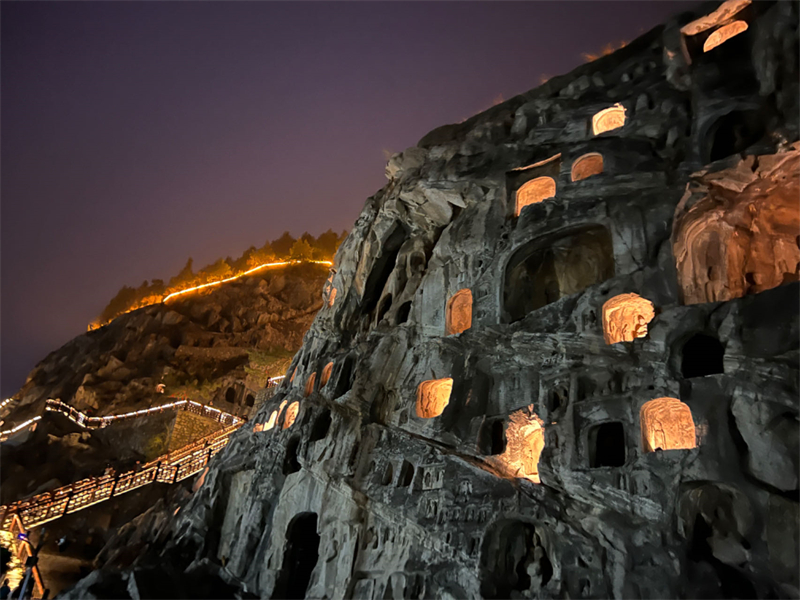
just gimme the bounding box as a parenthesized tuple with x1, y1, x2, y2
(328, 288, 337, 307)
(254, 410, 278, 433)
(445, 289, 473, 335)
(283, 401, 300, 429)
(592, 104, 626, 135)
(320, 362, 334, 387)
(497, 408, 545, 483)
(515, 177, 556, 216)
(571, 153, 604, 182)
(602, 293, 656, 344)
(416, 378, 453, 418)
(640, 398, 697, 452)
(703, 20, 748, 52)
(305, 373, 316, 397)
(290, 367, 297, 382)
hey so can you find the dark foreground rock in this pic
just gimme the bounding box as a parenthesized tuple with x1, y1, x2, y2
(62, 1, 799, 598)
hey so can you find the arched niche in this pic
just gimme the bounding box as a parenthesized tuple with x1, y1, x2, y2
(588, 421, 626, 468)
(304, 372, 316, 397)
(327, 287, 337, 307)
(602, 293, 655, 344)
(283, 401, 300, 429)
(273, 513, 319, 598)
(681, 333, 724, 378)
(571, 153, 604, 182)
(673, 149, 799, 304)
(504, 225, 615, 322)
(445, 289, 473, 335)
(415, 378, 453, 418)
(245, 393, 255, 407)
(640, 397, 697, 452)
(703, 20, 748, 52)
(515, 177, 556, 216)
(592, 104, 626, 135)
(320, 362, 334, 388)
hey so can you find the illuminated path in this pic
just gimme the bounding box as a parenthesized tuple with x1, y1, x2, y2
(90, 258, 334, 329)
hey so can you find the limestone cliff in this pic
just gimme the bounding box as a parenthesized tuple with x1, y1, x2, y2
(64, 2, 799, 599)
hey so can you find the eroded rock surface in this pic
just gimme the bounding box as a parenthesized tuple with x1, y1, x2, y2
(63, 2, 799, 598)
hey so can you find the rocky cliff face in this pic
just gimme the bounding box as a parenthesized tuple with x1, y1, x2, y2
(65, 2, 799, 598)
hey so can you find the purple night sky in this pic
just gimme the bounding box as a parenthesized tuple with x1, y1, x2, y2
(1, 1, 697, 397)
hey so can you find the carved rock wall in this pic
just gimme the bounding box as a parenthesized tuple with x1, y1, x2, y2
(65, 2, 799, 599)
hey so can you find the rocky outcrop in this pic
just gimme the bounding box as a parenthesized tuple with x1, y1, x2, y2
(4, 263, 327, 428)
(64, 2, 799, 599)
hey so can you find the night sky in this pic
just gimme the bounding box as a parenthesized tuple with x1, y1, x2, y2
(1, 1, 697, 398)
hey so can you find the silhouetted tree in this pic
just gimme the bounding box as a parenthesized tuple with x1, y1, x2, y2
(290, 239, 314, 260)
(271, 232, 296, 257)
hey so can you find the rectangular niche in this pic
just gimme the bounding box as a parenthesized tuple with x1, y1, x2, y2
(506, 153, 561, 217)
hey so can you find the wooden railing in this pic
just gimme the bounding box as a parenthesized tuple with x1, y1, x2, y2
(1, 421, 241, 531)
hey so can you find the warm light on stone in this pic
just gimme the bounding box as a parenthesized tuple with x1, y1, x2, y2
(446, 289, 473, 335)
(496, 408, 545, 484)
(602, 293, 655, 344)
(515, 177, 556, 216)
(328, 287, 337, 307)
(571, 153, 604, 182)
(416, 378, 453, 418)
(592, 104, 626, 135)
(305, 373, 316, 397)
(703, 20, 749, 52)
(283, 401, 300, 429)
(640, 398, 697, 452)
(320, 362, 334, 387)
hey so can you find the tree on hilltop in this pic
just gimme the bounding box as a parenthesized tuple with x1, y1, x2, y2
(271, 232, 296, 257)
(290, 238, 314, 260)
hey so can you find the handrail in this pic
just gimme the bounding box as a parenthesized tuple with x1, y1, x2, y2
(1, 422, 241, 530)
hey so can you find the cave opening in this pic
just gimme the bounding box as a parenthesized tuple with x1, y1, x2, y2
(395, 301, 412, 324)
(361, 224, 407, 316)
(304, 372, 317, 397)
(707, 110, 765, 163)
(283, 401, 300, 429)
(283, 436, 301, 475)
(571, 153, 604, 181)
(681, 333, 724, 378)
(245, 394, 255, 407)
(398, 460, 415, 487)
(504, 226, 614, 322)
(225, 388, 236, 403)
(309, 408, 332, 442)
(479, 420, 506, 455)
(381, 462, 394, 486)
(480, 521, 553, 599)
(273, 512, 320, 599)
(588, 422, 626, 468)
(515, 177, 556, 216)
(333, 354, 355, 399)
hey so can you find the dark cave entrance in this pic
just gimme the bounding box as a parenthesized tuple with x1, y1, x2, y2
(398, 460, 415, 487)
(479, 419, 506, 455)
(588, 422, 626, 468)
(706, 110, 765, 163)
(309, 408, 332, 442)
(333, 354, 355, 399)
(504, 226, 614, 322)
(273, 512, 320, 599)
(681, 333, 724, 378)
(245, 394, 255, 407)
(225, 388, 236, 403)
(480, 520, 553, 599)
(361, 224, 407, 316)
(283, 437, 301, 475)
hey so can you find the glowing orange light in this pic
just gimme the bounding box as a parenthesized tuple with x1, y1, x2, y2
(592, 104, 626, 135)
(305, 373, 316, 397)
(703, 20, 748, 52)
(446, 289, 473, 335)
(328, 288, 337, 307)
(494, 407, 545, 483)
(320, 362, 334, 387)
(283, 401, 299, 429)
(602, 293, 656, 344)
(516, 177, 556, 216)
(640, 397, 696, 452)
(571, 153, 604, 181)
(416, 378, 453, 418)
